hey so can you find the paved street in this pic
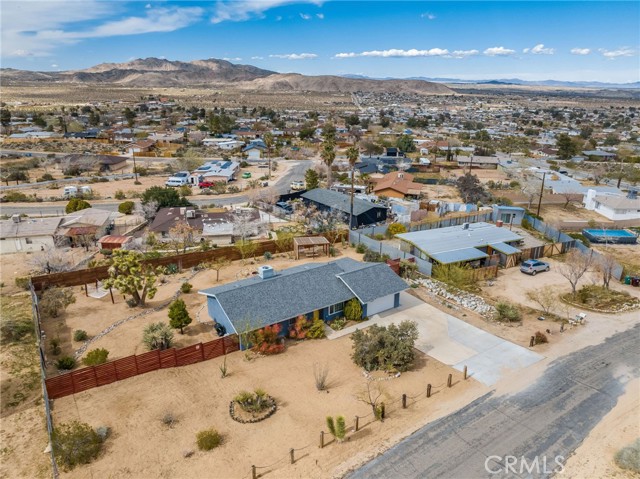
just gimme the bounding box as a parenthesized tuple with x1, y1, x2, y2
(0, 160, 312, 216)
(348, 323, 639, 479)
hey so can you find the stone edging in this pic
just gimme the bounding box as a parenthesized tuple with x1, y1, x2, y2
(229, 398, 277, 424)
(416, 278, 496, 319)
(362, 370, 401, 381)
(560, 296, 640, 314)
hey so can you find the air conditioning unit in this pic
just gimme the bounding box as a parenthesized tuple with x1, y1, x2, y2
(257, 265, 275, 279)
(186, 210, 196, 219)
(463, 222, 470, 230)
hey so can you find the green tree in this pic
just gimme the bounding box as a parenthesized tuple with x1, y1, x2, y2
(52, 421, 103, 471)
(346, 145, 360, 229)
(344, 298, 363, 322)
(321, 141, 336, 189)
(396, 135, 416, 153)
(168, 299, 192, 334)
(474, 130, 491, 142)
(123, 107, 136, 128)
(263, 132, 274, 179)
(305, 168, 320, 190)
(455, 173, 488, 204)
(140, 186, 191, 210)
(118, 201, 135, 215)
(351, 321, 419, 372)
(556, 133, 578, 160)
(65, 198, 91, 214)
(102, 250, 160, 306)
(0, 108, 11, 127)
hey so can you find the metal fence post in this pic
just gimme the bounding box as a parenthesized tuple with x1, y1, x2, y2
(447, 374, 452, 388)
(427, 384, 432, 398)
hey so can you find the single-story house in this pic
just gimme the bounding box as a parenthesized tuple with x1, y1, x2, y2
(457, 156, 499, 169)
(372, 171, 424, 199)
(243, 143, 265, 160)
(397, 222, 524, 267)
(127, 140, 156, 154)
(584, 189, 640, 221)
(301, 188, 388, 228)
(58, 208, 119, 246)
(199, 258, 408, 347)
(190, 160, 240, 184)
(582, 150, 616, 161)
(0, 216, 62, 254)
(491, 205, 526, 226)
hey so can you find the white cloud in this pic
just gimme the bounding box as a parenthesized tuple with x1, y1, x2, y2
(211, 1, 323, 24)
(223, 57, 243, 62)
(335, 48, 450, 58)
(269, 53, 318, 60)
(570, 48, 591, 55)
(145, 3, 151, 8)
(1, 2, 203, 58)
(451, 49, 480, 59)
(523, 43, 554, 55)
(251, 56, 265, 60)
(483, 46, 516, 56)
(51, 64, 59, 68)
(300, 13, 311, 20)
(600, 47, 636, 58)
(316, 13, 324, 19)
(420, 13, 436, 20)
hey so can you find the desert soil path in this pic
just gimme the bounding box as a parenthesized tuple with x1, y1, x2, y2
(347, 323, 640, 479)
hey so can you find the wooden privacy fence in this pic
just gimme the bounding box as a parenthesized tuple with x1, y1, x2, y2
(31, 232, 347, 291)
(46, 335, 239, 399)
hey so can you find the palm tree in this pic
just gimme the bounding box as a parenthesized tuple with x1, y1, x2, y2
(263, 132, 274, 180)
(321, 140, 336, 190)
(346, 145, 360, 229)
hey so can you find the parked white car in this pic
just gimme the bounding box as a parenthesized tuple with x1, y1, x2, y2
(290, 180, 305, 191)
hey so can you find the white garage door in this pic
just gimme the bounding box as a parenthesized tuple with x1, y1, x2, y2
(366, 294, 396, 316)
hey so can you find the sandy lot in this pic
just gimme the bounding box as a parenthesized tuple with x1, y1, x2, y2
(52, 333, 482, 479)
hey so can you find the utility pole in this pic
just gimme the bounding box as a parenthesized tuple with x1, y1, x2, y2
(536, 172, 547, 217)
(132, 150, 139, 184)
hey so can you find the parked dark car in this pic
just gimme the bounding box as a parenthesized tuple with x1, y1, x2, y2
(520, 259, 550, 275)
(276, 201, 293, 214)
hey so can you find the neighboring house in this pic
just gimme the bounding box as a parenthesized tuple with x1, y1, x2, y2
(457, 156, 499, 169)
(202, 138, 244, 150)
(198, 258, 408, 347)
(491, 205, 526, 226)
(58, 208, 119, 246)
(148, 206, 261, 243)
(584, 189, 640, 221)
(127, 140, 155, 154)
(190, 160, 240, 184)
(582, 150, 617, 161)
(397, 222, 523, 267)
(372, 171, 424, 199)
(0, 216, 62, 254)
(301, 188, 388, 228)
(98, 235, 132, 250)
(243, 143, 265, 160)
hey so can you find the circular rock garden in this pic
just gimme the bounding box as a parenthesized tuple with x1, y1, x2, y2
(229, 389, 277, 424)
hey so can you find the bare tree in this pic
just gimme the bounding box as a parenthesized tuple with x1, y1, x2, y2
(557, 249, 593, 298)
(313, 362, 330, 391)
(595, 252, 618, 289)
(29, 242, 73, 274)
(356, 380, 387, 419)
(521, 183, 539, 210)
(167, 221, 196, 254)
(525, 286, 559, 315)
(135, 200, 158, 221)
(207, 257, 231, 282)
(233, 209, 265, 242)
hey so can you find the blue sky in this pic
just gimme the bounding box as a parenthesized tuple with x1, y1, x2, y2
(2, 1, 639, 83)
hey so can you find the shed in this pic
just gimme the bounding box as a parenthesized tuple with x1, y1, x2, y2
(293, 236, 330, 260)
(98, 235, 132, 250)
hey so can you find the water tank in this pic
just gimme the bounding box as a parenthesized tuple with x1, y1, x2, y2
(257, 265, 275, 279)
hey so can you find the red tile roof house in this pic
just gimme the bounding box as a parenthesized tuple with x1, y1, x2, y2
(199, 258, 408, 348)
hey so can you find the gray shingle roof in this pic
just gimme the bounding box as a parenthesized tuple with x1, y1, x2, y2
(0, 217, 62, 238)
(199, 258, 407, 329)
(301, 189, 386, 216)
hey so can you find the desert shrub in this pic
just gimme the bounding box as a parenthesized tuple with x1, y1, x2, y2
(118, 200, 135, 215)
(180, 282, 193, 293)
(533, 331, 548, 345)
(50, 337, 61, 355)
(165, 263, 179, 275)
(432, 263, 476, 292)
(344, 298, 363, 322)
(386, 222, 407, 237)
(250, 324, 284, 355)
(614, 439, 640, 473)
(37, 173, 55, 182)
(178, 185, 193, 197)
(399, 260, 419, 279)
(52, 421, 103, 470)
(521, 217, 532, 230)
(228, 185, 240, 194)
(1, 319, 33, 343)
(263, 251, 272, 260)
(40, 287, 76, 318)
(355, 243, 366, 254)
(351, 321, 418, 372)
(495, 301, 522, 322)
(234, 389, 273, 413)
(307, 318, 326, 339)
(373, 233, 385, 240)
(329, 317, 347, 330)
(100, 248, 112, 256)
(363, 249, 390, 263)
(14, 276, 30, 290)
(114, 190, 126, 200)
(73, 330, 88, 342)
(313, 362, 329, 391)
(162, 412, 177, 428)
(329, 246, 337, 257)
(56, 356, 76, 370)
(125, 297, 138, 308)
(143, 322, 174, 350)
(2, 191, 31, 202)
(83, 348, 109, 366)
(326, 416, 346, 442)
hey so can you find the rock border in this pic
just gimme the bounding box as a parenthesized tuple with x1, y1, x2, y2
(362, 370, 401, 381)
(560, 295, 640, 314)
(229, 397, 277, 424)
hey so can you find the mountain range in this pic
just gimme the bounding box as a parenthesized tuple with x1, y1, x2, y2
(0, 58, 453, 95)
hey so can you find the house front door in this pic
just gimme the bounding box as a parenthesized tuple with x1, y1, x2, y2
(313, 310, 320, 321)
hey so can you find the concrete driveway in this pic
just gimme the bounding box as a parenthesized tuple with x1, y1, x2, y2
(328, 292, 543, 386)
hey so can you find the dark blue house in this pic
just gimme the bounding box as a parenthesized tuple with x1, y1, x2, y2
(198, 258, 408, 348)
(301, 188, 388, 228)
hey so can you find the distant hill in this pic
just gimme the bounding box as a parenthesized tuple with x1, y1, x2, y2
(1, 57, 454, 95)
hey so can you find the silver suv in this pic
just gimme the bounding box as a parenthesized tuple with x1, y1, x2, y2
(520, 260, 550, 275)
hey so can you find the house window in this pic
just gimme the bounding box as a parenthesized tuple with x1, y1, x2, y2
(377, 211, 382, 218)
(500, 213, 512, 223)
(25, 238, 33, 244)
(328, 302, 344, 315)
